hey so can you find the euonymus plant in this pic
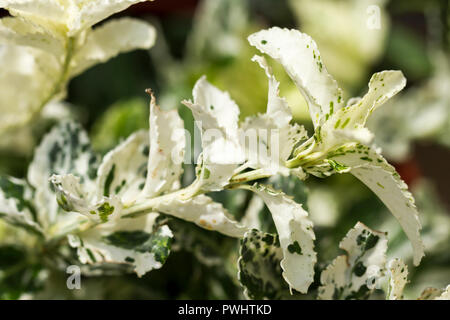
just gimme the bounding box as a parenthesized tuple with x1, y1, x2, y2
(0, 0, 154, 136)
(0, 1, 448, 299)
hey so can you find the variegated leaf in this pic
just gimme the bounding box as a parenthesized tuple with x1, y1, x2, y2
(143, 91, 185, 198)
(318, 71, 406, 151)
(68, 213, 172, 277)
(0, 0, 67, 35)
(249, 183, 316, 294)
(96, 130, 149, 206)
(28, 121, 100, 228)
(248, 27, 344, 128)
(316, 144, 424, 266)
(241, 175, 308, 233)
(66, 0, 151, 36)
(240, 55, 308, 175)
(0, 45, 60, 134)
(51, 174, 122, 224)
(318, 222, 387, 300)
(182, 76, 244, 191)
(325, 71, 406, 132)
(0, 176, 42, 235)
(238, 229, 289, 299)
(386, 258, 408, 300)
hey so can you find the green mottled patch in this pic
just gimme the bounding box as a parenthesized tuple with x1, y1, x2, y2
(353, 261, 367, 277)
(334, 119, 341, 129)
(0, 177, 37, 220)
(56, 193, 73, 212)
(341, 118, 350, 128)
(203, 168, 211, 179)
(97, 202, 115, 223)
(356, 231, 379, 251)
(314, 126, 322, 143)
(327, 159, 348, 172)
(114, 180, 126, 194)
(103, 165, 115, 197)
(287, 241, 302, 255)
(238, 229, 289, 299)
(104, 226, 172, 264)
(319, 223, 386, 300)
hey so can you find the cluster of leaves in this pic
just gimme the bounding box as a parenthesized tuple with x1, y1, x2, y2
(0, 1, 449, 300)
(0, 0, 155, 152)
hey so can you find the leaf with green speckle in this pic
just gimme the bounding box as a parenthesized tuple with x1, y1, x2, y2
(96, 130, 149, 206)
(323, 71, 406, 134)
(248, 27, 344, 129)
(50, 174, 122, 223)
(240, 55, 308, 176)
(318, 222, 387, 300)
(28, 120, 100, 228)
(68, 213, 173, 277)
(0, 176, 42, 235)
(307, 143, 424, 266)
(238, 229, 289, 299)
(248, 183, 316, 294)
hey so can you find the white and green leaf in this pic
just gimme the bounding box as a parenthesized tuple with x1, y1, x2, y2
(28, 121, 100, 228)
(96, 130, 149, 206)
(331, 71, 406, 129)
(237, 229, 289, 299)
(51, 173, 122, 224)
(248, 183, 316, 294)
(182, 76, 244, 191)
(68, 213, 172, 277)
(240, 55, 308, 175)
(248, 27, 344, 128)
(318, 222, 387, 300)
(0, 176, 42, 235)
(316, 144, 425, 266)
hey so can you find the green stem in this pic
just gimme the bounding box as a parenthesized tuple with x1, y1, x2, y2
(121, 168, 273, 219)
(228, 168, 272, 185)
